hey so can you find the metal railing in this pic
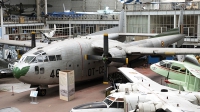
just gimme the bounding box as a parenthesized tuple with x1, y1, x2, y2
(125, 2, 200, 11)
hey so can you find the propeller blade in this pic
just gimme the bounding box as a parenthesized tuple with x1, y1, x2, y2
(103, 33, 108, 56)
(103, 64, 108, 84)
(108, 57, 128, 64)
(84, 55, 102, 61)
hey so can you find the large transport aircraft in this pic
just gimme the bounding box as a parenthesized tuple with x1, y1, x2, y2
(150, 55, 200, 92)
(1, 9, 200, 96)
(70, 67, 200, 112)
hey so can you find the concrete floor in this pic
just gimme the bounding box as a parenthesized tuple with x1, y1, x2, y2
(0, 67, 164, 112)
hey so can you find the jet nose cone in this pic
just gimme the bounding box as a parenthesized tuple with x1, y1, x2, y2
(13, 63, 30, 79)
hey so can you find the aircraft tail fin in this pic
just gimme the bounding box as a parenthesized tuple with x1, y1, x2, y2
(43, 24, 56, 38)
(87, 9, 124, 36)
(153, 9, 184, 38)
(49, 24, 56, 37)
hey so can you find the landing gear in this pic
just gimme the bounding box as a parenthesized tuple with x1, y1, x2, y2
(36, 87, 46, 96)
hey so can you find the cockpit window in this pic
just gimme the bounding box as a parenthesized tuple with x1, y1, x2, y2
(103, 98, 113, 106)
(33, 50, 46, 55)
(103, 96, 124, 108)
(43, 55, 48, 62)
(49, 55, 56, 61)
(37, 55, 43, 62)
(24, 56, 35, 63)
(30, 57, 37, 63)
(20, 55, 26, 61)
(160, 61, 171, 68)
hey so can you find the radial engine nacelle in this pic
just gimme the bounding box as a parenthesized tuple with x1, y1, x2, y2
(108, 47, 126, 67)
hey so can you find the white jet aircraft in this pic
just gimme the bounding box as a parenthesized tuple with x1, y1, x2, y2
(1, 9, 200, 96)
(24, 24, 72, 43)
(76, 6, 120, 15)
(70, 67, 200, 112)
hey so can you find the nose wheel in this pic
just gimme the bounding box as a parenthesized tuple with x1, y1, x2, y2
(36, 87, 46, 96)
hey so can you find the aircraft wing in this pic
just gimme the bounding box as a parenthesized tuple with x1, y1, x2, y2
(91, 39, 125, 51)
(76, 12, 99, 15)
(0, 40, 47, 48)
(184, 64, 200, 79)
(118, 67, 175, 91)
(125, 47, 200, 55)
(118, 67, 200, 112)
(118, 33, 158, 37)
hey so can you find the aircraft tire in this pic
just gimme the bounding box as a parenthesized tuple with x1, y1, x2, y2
(156, 108, 166, 112)
(36, 88, 46, 96)
(40, 89, 46, 96)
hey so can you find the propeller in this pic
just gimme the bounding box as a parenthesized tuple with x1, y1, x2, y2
(85, 33, 128, 84)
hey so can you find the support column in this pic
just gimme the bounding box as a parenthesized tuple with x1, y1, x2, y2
(148, 13, 150, 33)
(69, 22, 71, 38)
(1, 6, 3, 39)
(197, 15, 200, 42)
(36, 0, 41, 20)
(174, 14, 177, 28)
(173, 14, 177, 48)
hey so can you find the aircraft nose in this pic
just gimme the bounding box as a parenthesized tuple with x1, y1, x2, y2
(150, 64, 156, 70)
(13, 63, 30, 79)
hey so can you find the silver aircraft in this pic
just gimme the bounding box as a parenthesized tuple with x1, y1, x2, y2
(70, 67, 200, 112)
(1, 10, 200, 96)
(76, 6, 120, 15)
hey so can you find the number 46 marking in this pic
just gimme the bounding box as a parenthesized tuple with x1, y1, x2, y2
(50, 69, 60, 78)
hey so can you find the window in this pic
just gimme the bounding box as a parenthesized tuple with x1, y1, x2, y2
(30, 57, 37, 63)
(40, 67, 44, 74)
(110, 102, 124, 108)
(33, 50, 46, 55)
(24, 56, 35, 63)
(49, 55, 56, 61)
(35, 66, 39, 74)
(171, 66, 180, 70)
(180, 69, 186, 73)
(56, 55, 62, 60)
(37, 55, 43, 62)
(43, 56, 48, 62)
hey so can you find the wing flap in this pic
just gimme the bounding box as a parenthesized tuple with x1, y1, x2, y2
(126, 47, 200, 55)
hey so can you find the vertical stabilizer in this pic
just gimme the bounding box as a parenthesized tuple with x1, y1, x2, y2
(154, 9, 184, 37)
(43, 24, 56, 38)
(49, 24, 56, 37)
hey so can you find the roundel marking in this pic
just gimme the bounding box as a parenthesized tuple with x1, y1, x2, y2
(161, 41, 164, 47)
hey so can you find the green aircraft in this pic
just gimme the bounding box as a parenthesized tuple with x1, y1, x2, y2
(150, 55, 200, 92)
